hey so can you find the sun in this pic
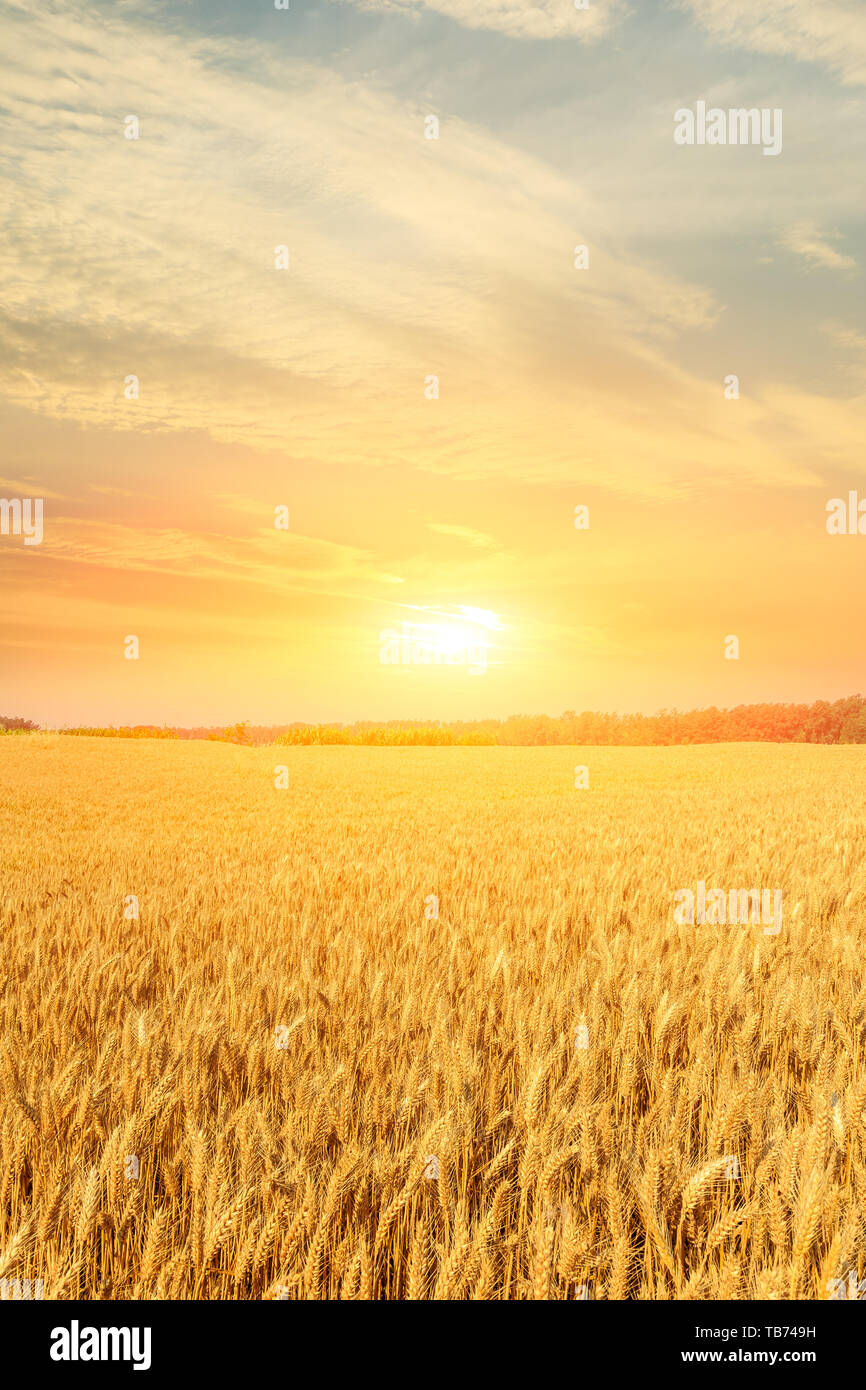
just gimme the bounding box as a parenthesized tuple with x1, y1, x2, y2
(454, 606, 505, 632)
(388, 604, 506, 673)
(400, 603, 505, 633)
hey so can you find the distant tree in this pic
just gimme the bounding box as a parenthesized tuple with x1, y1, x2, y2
(840, 709, 866, 743)
(53, 695, 866, 748)
(223, 721, 254, 746)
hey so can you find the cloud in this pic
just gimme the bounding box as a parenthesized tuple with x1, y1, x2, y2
(39, 519, 401, 591)
(89, 484, 157, 500)
(779, 222, 858, 271)
(0, 0, 742, 502)
(821, 321, 866, 382)
(822, 321, 866, 354)
(212, 493, 285, 519)
(0, 476, 65, 498)
(427, 522, 496, 548)
(0, 513, 421, 619)
(0, 0, 859, 517)
(683, 0, 866, 85)
(333, 0, 621, 40)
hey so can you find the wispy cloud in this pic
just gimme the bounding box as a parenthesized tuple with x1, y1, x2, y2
(822, 321, 866, 353)
(780, 222, 857, 271)
(89, 484, 157, 500)
(427, 522, 496, 548)
(821, 321, 866, 381)
(683, 0, 866, 85)
(0, 476, 64, 498)
(3, 514, 410, 596)
(332, 0, 622, 40)
(2, 0, 856, 509)
(0, 0, 743, 500)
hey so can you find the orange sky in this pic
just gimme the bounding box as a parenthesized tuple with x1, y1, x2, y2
(1, 0, 864, 726)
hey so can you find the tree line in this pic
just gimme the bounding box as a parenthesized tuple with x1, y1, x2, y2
(9, 694, 866, 744)
(273, 696, 866, 745)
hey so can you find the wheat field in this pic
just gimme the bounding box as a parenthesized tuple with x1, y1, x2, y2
(1, 734, 865, 1300)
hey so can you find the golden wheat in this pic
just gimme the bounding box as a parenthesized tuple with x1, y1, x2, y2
(1, 734, 865, 1299)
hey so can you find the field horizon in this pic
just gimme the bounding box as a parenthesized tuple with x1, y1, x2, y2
(7, 687, 866, 748)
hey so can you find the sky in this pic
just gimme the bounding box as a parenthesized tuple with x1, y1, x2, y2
(0, 0, 864, 727)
